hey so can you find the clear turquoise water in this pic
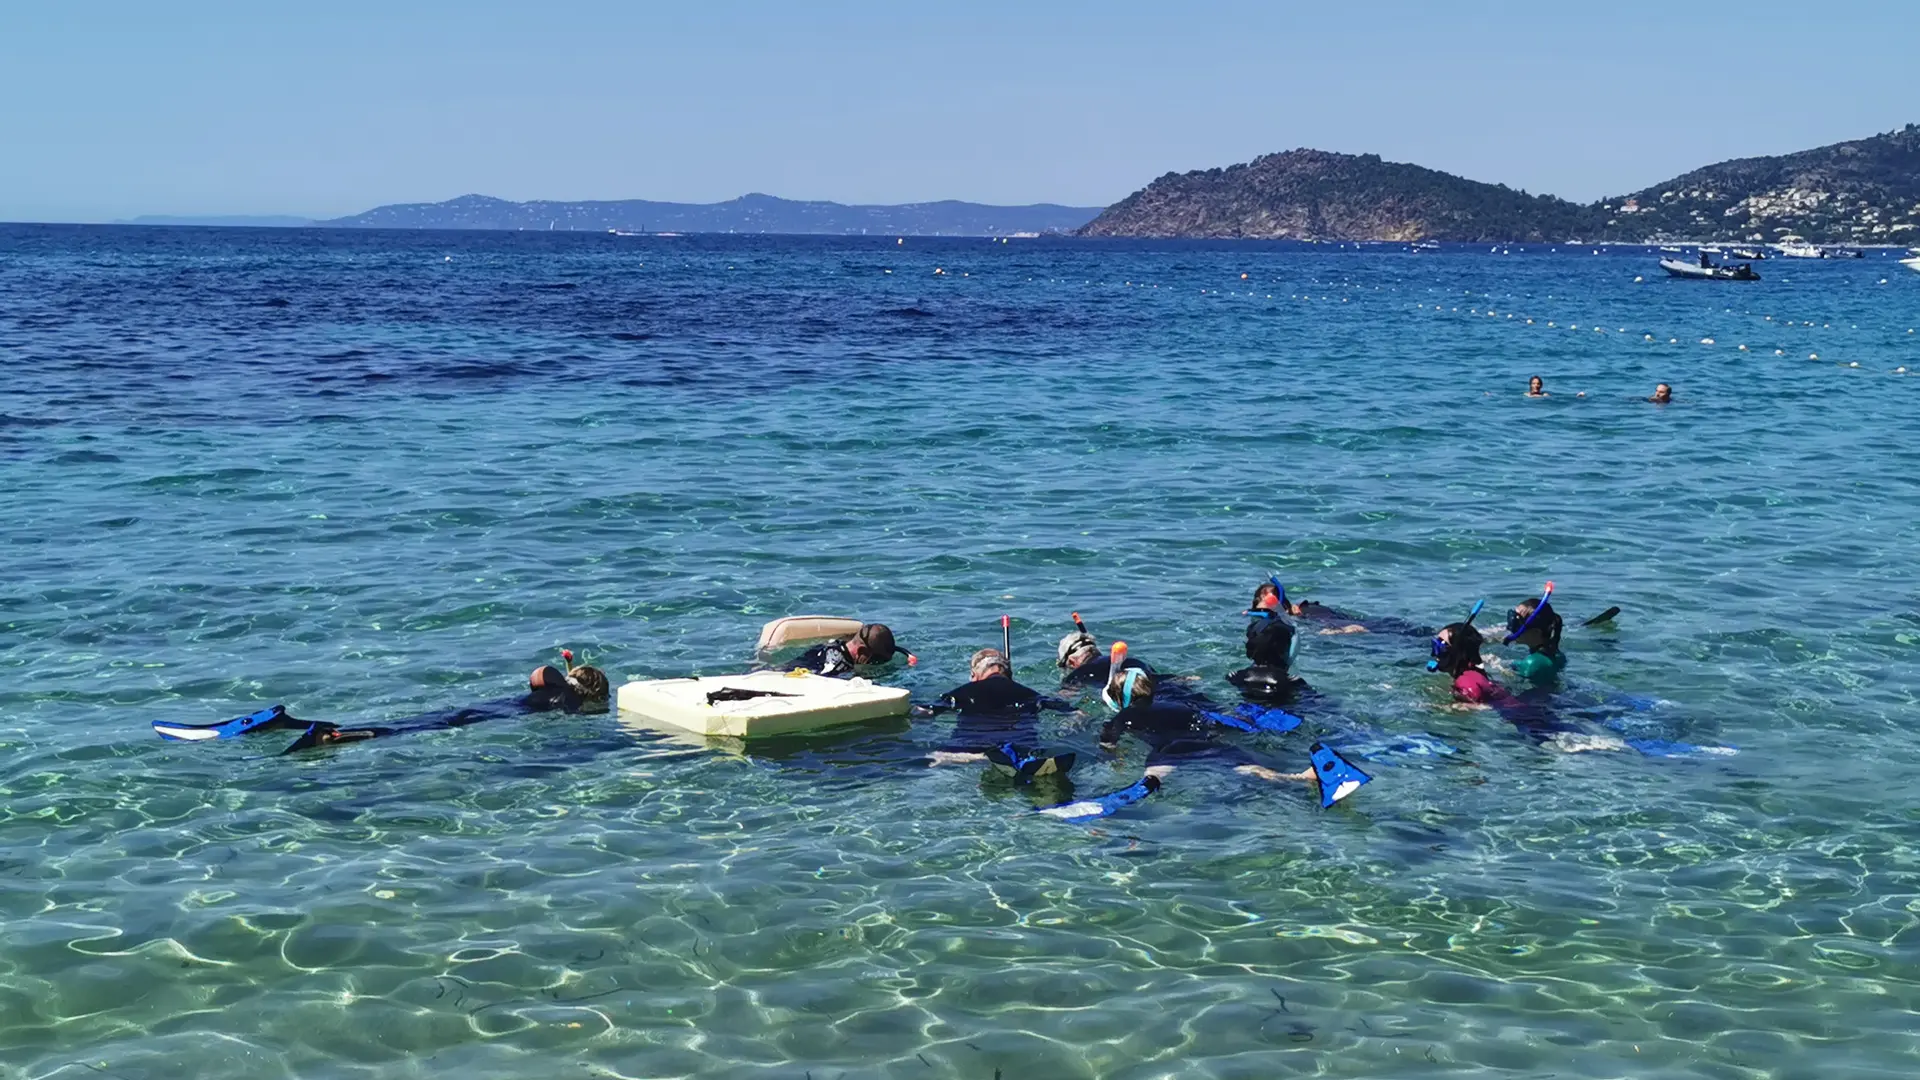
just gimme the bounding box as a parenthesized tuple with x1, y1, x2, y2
(3, 226, 1918, 1078)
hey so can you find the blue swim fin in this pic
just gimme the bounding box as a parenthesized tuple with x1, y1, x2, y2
(153, 704, 296, 742)
(1202, 704, 1303, 734)
(986, 743, 1078, 781)
(1036, 775, 1161, 823)
(1309, 742, 1371, 807)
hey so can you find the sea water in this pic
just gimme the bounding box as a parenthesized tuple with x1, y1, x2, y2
(1, 225, 1917, 1078)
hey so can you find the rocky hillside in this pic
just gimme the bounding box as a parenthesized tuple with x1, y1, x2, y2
(1081, 126, 1920, 243)
(1594, 124, 1920, 244)
(1078, 150, 1599, 241)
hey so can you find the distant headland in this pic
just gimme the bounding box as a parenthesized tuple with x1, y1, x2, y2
(1080, 125, 1920, 244)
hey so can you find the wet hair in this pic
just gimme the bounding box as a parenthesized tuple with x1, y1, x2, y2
(1106, 666, 1155, 709)
(1433, 621, 1485, 678)
(1057, 631, 1098, 669)
(1251, 582, 1281, 609)
(567, 665, 610, 701)
(855, 623, 897, 664)
(970, 648, 1011, 681)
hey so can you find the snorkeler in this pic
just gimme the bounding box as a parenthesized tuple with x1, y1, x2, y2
(1504, 587, 1566, 682)
(1096, 666, 1368, 807)
(923, 647, 1075, 778)
(784, 623, 915, 678)
(1427, 607, 1730, 756)
(1057, 613, 1153, 688)
(1226, 579, 1309, 702)
(1255, 579, 1433, 637)
(153, 653, 612, 754)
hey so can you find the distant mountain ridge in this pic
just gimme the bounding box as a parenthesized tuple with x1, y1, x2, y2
(1080, 125, 1920, 244)
(321, 193, 1102, 236)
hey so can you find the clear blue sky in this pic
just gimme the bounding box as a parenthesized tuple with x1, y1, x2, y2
(2, 2, 1912, 222)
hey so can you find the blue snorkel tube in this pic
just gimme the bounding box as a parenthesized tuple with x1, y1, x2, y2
(1503, 581, 1555, 645)
(1427, 599, 1485, 671)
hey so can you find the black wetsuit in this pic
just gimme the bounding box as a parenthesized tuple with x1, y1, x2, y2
(789, 642, 858, 678)
(1229, 611, 1311, 702)
(1293, 600, 1432, 637)
(1098, 704, 1268, 769)
(288, 667, 600, 752)
(1061, 654, 1153, 689)
(930, 675, 1069, 753)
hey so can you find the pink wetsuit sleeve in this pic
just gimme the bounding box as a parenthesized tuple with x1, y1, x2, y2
(1454, 670, 1496, 703)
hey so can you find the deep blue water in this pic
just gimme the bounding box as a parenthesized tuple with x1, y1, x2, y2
(2, 225, 1918, 1078)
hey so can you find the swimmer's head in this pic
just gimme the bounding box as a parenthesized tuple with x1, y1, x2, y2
(970, 648, 1011, 681)
(1506, 597, 1562, 652)
(846, 623, 909, 665)
(1104, 665, 1154, 711)
(567, 665, 610, 701)
(1251, 581, 1283, 612)
(1429, 621, 1485, 679)
(1651, 383, 1673, 404)
(1529, 375, 1544, 395)
(1057, 630, 1098, 670)
(532, 661, 610, 702)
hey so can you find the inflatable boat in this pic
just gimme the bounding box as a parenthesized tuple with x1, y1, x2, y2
(1660, 259, 1759, 281)
(615, 669, 911, 738)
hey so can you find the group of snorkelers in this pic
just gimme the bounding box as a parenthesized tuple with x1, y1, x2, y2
(159, 577, 1718, 821)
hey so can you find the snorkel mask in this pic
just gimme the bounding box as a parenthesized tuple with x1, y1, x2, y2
(1057, 612, 1098, 669)
(1427, 600, 1484, 672)
(1103, 664, 1146, 712)
(1503, 581, 1557, 646)
(1100, 642, 1137, 710)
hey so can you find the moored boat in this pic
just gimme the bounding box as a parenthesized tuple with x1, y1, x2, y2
(1660, 259, 1759, 281)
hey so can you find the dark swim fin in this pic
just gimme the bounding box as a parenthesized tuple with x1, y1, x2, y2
(1036, 775, 1160, 823)
(987, 743, 1078, 782)
(281, 723, 376, 754)
(1583, 606, 1622, 627)
(1309, 742, 1371, 807)
(154, 704, 297, 742)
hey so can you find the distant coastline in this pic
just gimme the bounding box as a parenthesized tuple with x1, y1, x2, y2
(77, 123, 1920, 244)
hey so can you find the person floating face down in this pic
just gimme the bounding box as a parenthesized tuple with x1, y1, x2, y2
(1227, 581, 1309, 702)
(155, 654, 613, 754)
(1057, 623, 1151, 688)
(1097, 663, 1324, 789)
(790, 623, 914, 678)
(1505, 595, 1565, 682)
(924, 648, 1073, 774)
